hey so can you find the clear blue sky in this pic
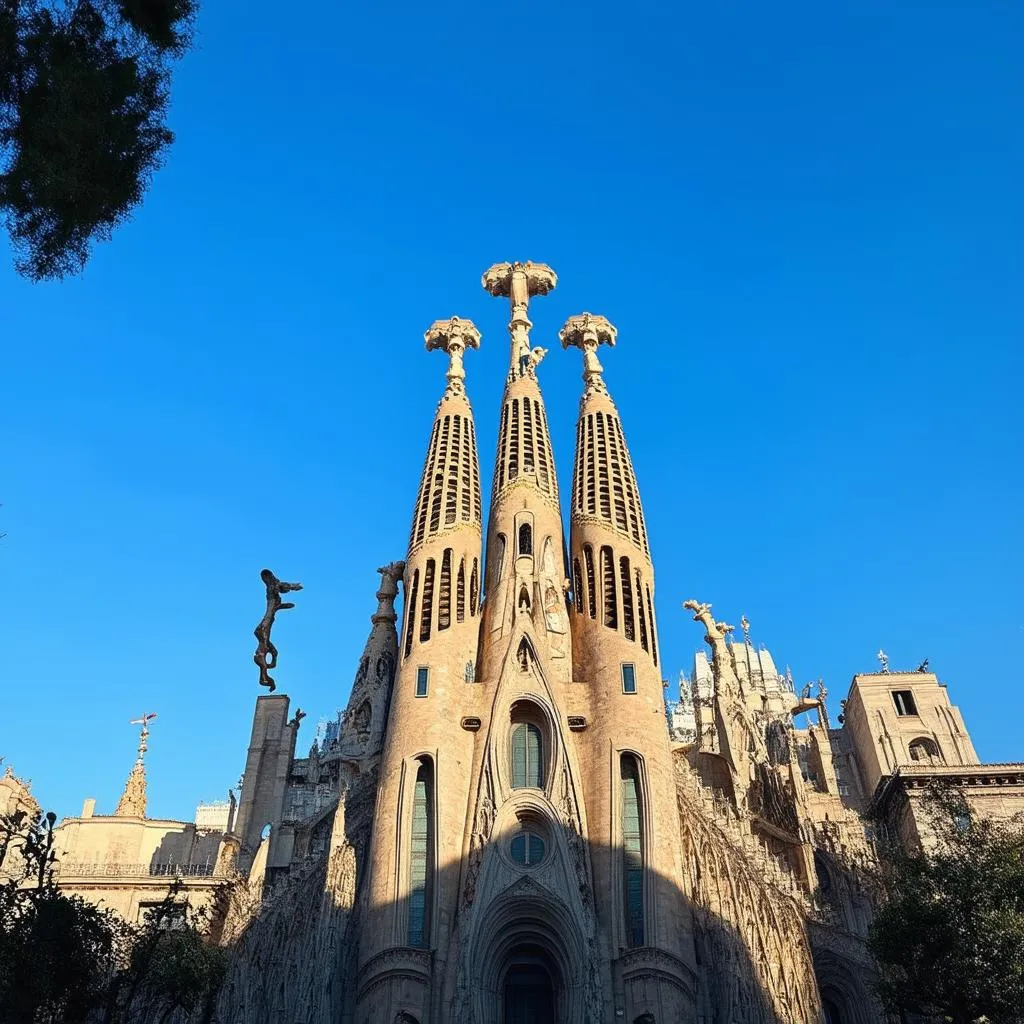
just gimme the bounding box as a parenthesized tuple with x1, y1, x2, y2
(1, 2, 1021, 822)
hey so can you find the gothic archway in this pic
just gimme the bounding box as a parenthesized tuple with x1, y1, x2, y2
(502, 945, 556, 1024)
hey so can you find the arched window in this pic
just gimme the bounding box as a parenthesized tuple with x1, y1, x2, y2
(407, 759, 434, 948)
(509, 828, 546, 867)
(403, 569, 419, 658)
(456, 558, 466, 623)
(470, 558, 479, 616)
(438, 549, 452, 631)
(494, 535, 507, 583)
(518, 522, 533, 557)
(621, 755, 645, 946)
(511, 723, 544, 789)
(908, 737, 942, 764)
(419, 559, 435, 642)
(573, 558, 585, 616)
(583, 545, 596, 620)
(601, 546, 617, 629)
(620, 556, 635, 641)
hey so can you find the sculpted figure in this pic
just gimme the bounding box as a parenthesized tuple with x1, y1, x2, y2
(525, 345, 547, 375)
(683, 600, 735, 681)
(254, 568, 303, 692)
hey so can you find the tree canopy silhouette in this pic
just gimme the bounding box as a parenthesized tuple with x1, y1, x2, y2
(0, 0, 196, 280)
(0, 804, 227, 1024)
(868, 783, 1024, 1024)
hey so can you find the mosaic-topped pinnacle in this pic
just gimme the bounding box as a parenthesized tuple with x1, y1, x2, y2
(482, 262, 557, 378)
(559, 312, 617, 393)
(424, 316, 481, 393)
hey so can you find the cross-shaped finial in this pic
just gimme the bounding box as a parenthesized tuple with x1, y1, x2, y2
(424, 316, 481, 394)
(877, 649, 889, 673)
(128, 713, 157, 759)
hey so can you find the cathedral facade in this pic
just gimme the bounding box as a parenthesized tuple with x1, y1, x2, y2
(208, 263, 1020, 1024)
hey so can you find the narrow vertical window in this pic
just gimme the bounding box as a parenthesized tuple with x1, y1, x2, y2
(407, 760, 434, 948)
(404, 569, 419, 658)
(511, 723, 544, 789)
(456, 558, 466, 623)
(573, 559, 585, 616)
(470, 558, 479, 616)
(621, 755, 645, 946)
(601, 546, 617, 629)
(420, 559, 435, 641)
(415, 667, 429, 697)
(584, 545, 596, 620)
(494, 535, 507, 583)
(645, 585, 658, 667)
(518, 522, 533, 556)
(438, 549, 452, 631)
(621, 663, 637, 694)
(636, 573, 649, 653)
(620, 556, 635, 641)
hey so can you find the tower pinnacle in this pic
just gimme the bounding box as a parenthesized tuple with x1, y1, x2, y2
(114, 712, 156, 817)
(482, 261, 557, 378)
(559, 312, 617, 396)
(424, 316, 481, 396)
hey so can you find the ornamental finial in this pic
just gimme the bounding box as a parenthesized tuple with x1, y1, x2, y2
(559, 312, 617, 395)
(424, 317, 481, 395)
(482, 261, 557, 379)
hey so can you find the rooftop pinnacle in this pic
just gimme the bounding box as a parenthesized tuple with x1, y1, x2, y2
(482, 261, 557, 379)
(559, 312, 617, 396)
(424, 316, 481, 396)
(114, 712, 156, 817)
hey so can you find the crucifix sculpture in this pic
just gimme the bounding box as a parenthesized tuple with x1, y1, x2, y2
(254, 568, 303, 692)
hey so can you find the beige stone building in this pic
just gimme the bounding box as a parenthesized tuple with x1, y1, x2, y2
(12, 263, 1020, 1023)
(211, 264, 1021, 1024)
(42, 719, 237, 925)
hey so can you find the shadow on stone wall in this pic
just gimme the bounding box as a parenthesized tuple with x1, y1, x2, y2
(205, 811, 877, 1024)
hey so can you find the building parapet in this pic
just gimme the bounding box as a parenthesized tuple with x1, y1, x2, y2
(56, 861, 228, 879)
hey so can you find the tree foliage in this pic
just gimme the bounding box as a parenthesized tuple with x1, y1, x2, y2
(0, 0, 195, 280)
(0, 805, 228, 1024)
(868, 783, 1024, 1024)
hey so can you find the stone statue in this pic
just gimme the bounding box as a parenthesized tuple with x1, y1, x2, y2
(800, 682, 812, 700)
(254, 568, 303, 692)
(916, 658, 929, 673)
(877, 649, 889, 673)
(816, 678, 828, 703)
(526, 345, 547, 375)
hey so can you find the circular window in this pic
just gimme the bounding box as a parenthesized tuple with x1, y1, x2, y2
(510, 829, 546, 867)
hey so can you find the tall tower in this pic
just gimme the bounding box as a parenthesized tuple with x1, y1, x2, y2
(357, 316, 485, 1017)
(355, 270, 697, 1024)
(561, 312, 697, 1016)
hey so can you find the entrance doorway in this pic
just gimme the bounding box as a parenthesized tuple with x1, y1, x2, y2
(503, 947, 556, 1024)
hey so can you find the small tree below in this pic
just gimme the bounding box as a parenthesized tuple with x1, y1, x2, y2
(868, 783, 1024, 1024)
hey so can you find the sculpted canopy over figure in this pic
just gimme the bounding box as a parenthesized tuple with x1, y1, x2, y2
(254, 568, 303, 692)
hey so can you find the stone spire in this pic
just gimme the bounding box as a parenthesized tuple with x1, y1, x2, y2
(407, 317, 483, 559)
(337, 562, 405, 757)
(563, 313, 658, 674)
(481, 260, 557, 380)
(114, 713, 156, 817)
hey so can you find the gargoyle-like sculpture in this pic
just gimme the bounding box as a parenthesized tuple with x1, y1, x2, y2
(254, 568, 303, 692)
(526, 346, 547, 374)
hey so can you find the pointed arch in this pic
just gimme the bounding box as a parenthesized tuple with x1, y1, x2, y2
(572, 558, 584, 616)
(470, 558, 479, 616)
(620, 754, 645, 946)
(636, 571, 649, 652)
(406, 757, 434, 948)
(456, 558, 466, 623)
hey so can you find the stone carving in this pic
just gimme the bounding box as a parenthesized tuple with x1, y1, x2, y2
(876, 649, 889, 673)
(526, 345, 547, 375)
(559, 312, 617, 395)
(424, 316, 481, 395)
(482, 261, 557, 377)
(114, 713, 156, 818)
(254, 568, 303, 692)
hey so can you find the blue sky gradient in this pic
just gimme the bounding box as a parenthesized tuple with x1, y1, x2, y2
(2, 1, 1021, 821)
